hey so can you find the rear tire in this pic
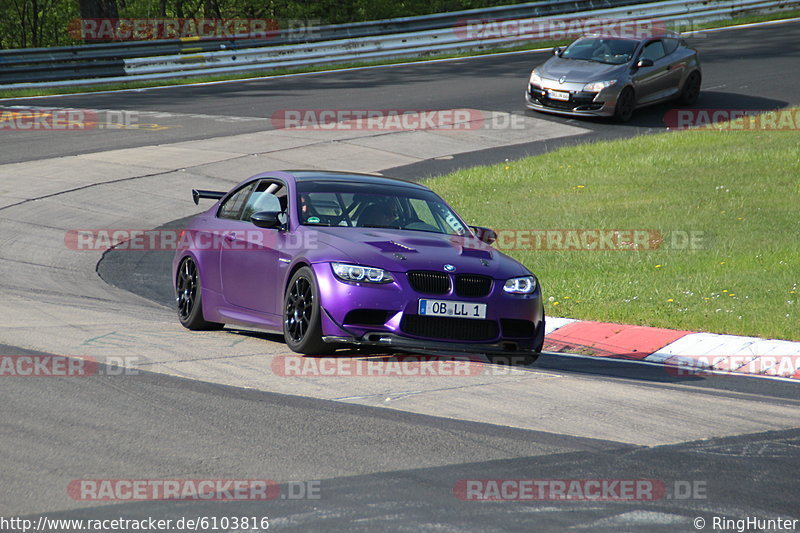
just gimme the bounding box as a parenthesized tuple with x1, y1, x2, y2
(679, 71, 702, 105)
(176, 257, 224, 330)
(283, 267, 331, 355)
(614, 87, 635, 122)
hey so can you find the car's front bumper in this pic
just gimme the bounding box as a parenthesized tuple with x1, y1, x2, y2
(312, 263, 545, 354)
(525, 84, 616, 118)
(321, 332, 543, 358)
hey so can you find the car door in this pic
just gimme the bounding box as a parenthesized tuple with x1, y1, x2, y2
(632, 40, 672, 104)
(219, 179, 288, 316)
(203, 180, 258, 293)
(660, 38, 687, 98)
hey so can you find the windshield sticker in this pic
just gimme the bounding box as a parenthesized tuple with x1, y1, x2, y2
(444, 212, 465, 234)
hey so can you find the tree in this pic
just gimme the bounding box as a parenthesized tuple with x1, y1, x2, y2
(0, 0, 73, 48)
(78, 0, 119, 19)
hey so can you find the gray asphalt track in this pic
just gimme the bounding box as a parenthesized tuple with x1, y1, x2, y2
(4, 358, 799, 532)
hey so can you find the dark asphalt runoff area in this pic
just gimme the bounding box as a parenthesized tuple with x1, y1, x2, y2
(2, 19, 799, 533)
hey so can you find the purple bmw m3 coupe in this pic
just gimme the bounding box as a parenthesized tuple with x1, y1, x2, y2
(173, 171, 545, 364)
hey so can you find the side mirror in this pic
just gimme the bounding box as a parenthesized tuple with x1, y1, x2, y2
(553, 47, 563, 56)
(251, 210, 282, 229)
(635, 58, 654, 69)
(470, 226, 497, 245)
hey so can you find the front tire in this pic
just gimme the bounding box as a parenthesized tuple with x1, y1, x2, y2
(679, 70, 702, 105)
(283, 266, 331, 354)
(176, 257, 223, 330)
(614, 87, 636, 122)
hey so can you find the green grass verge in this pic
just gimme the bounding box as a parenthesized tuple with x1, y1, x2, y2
(2, 9, 799, 99)
(425, 111, 800, 341)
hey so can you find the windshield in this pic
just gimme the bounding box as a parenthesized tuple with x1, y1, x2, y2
(296, 181, 468, 235)
(561, 37, 638, 65)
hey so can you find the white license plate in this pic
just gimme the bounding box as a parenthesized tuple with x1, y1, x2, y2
(548, 90, 570, 101)
(418, 299, 487, 320)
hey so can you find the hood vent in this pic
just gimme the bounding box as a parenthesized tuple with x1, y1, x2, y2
(460, 248, 492, 260)
(367, 241, 418, 253)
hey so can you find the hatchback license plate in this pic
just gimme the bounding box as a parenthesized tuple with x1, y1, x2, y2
(548, 90, 570, 101)
(418, 299, 487, 320)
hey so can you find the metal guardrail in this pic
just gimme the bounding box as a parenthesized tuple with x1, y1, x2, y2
(0, 0, 652, 85)
(0, 0, 797, 89)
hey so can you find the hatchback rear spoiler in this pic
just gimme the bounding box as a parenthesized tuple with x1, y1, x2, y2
(192, 189, 225, 205)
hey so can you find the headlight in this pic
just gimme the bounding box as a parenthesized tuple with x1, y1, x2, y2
(503, 275, 537, 294)
(331, 262, 393, 284)
(529, 70, 542, 87)
(583, 80, 617, 92)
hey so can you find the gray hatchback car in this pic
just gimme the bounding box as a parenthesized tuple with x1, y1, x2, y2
(525, 33, 701, 121)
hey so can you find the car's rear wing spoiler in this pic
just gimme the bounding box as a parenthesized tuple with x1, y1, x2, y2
(192, 189, 225, 205)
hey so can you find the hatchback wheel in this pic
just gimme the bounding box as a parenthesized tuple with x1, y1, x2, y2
(614, 87, 635, 122)
(679, 71, 702, 105)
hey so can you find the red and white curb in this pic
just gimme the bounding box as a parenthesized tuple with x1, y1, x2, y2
(544, 318, 800, 380)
